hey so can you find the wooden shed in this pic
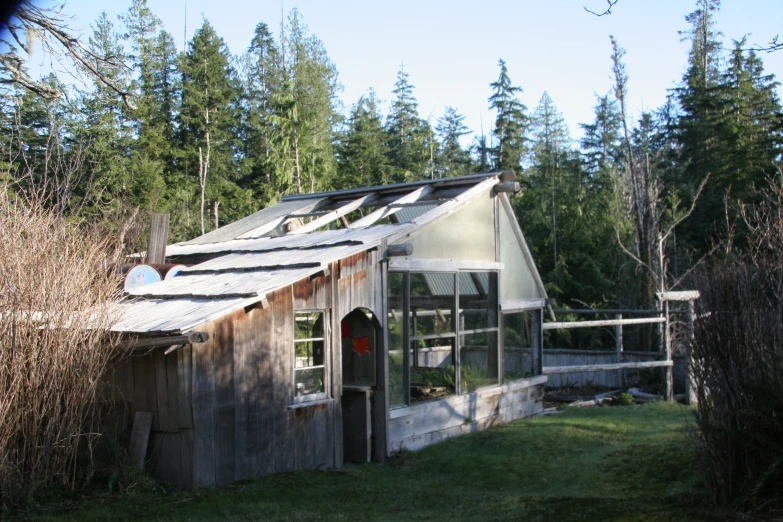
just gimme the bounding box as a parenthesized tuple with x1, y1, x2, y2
(109, 171, 549, 489)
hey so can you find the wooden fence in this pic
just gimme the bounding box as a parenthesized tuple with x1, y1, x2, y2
(537, 292, 700, 402)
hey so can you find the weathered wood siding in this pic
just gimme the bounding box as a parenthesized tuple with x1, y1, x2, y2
(388, 376, 546, 453)
(188, 277, 341, 488)
(110, 265, 351, 489)
(104, 345, 193, 489)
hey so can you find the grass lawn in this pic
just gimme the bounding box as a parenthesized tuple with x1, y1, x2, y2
(22, 403, 717, 522)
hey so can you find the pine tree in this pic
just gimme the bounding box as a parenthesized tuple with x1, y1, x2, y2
(77, 12, 147, 213)
(514, 93, 620, 307)
(435, 106, 472, 178)
(385, 67, 432, 183)
(527, 92, 571, 296)
(673, 0, 726, 244)
(580, 94, 622, 179)
(488, 59, 528, 172)
(279, 9, 340, 194)
(179, 18, 245, 235)
(336, 90, 388, 189)
(238, 21, 284, 203)
(719, 39, 782, 202)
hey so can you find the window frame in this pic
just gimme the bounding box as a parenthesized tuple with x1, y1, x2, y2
(292, 309, 330, 405)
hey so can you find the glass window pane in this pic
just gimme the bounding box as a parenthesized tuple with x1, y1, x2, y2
(410, 272, 455, 337)
(388, 272, 405, 407)
(294, 340, 323, 368)
(410, 340, 455, 401)
(503, 312, 534, 381)
(295, 311, 323, 340)
(295, 367, 324, 396)
(459, 272, 498, 331)
(460, 331, 499, 392)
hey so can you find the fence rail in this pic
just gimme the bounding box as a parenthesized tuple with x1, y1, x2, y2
(542, 316, 665, 330)
(542, 360, 673, 375)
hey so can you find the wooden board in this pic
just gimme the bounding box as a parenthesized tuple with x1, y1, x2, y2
(213, 312, 236, 485)
(153, 349, 176, 432)
(253, 302, 275, 476)
(191, 320, 216, 488)
(177, 345, 194, 429)
(233, 306, 258, 481)
(129, 411, 153, 469)
(271, 287, 295, 473)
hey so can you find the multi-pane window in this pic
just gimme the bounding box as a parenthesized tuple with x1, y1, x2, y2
(410, 273, 457, 401)
(388, 270, 501, 407)
(294, 311, 326, 401)
(459, 272, 499, 392)
(502, 311, 535, 381)
(388, 273, 406, 408)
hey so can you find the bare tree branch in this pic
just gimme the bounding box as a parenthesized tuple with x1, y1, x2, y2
(584, 0, 619, 17)
(615, 226, 650, 272)
(662, 174, 710, 243)
(0, 1, 136, 109)
(670, 243, 718, 290)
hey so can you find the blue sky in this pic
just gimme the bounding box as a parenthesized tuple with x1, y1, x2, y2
(31, 0, 783, 143)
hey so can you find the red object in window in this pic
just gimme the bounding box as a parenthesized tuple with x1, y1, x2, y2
(341, 320, 351, 339)
(352, 336, 372, 356)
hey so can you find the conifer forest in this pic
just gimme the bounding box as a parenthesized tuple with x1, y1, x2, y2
(2, 0, 781, 312)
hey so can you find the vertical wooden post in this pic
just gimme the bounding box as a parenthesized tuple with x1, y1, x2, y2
(615, 313, 624, 388)
(663, 300, 674, 401)
(532, 308, 543, 376)
(402, 272, 411, 406)
(454, 273, 461, 395)
(148, 213, 170, 265)
(375, 256, 390, 461)
(685, 299, 697, 405)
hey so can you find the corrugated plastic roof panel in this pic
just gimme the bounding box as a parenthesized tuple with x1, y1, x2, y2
(395, 204, 437, 223)
(127, 267, 317, 299)
(166, 223, 410, 258)
(180, 198, 321, 245)
(182, 243, 370, 273)
(109, 296, 262, 333)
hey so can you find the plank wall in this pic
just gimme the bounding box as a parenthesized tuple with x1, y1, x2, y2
(387, 376, 546, 453)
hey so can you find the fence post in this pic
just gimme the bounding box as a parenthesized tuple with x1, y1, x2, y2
(685, 299, 697, 405)
(663, 300, 674, 401)
(615, 313, 624, 388)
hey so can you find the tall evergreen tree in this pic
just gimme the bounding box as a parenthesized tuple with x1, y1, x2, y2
(179, 18, 245, 235)
(580, 94, 622, 179)
(239, 21, 283, 203)
(77, 12, 150, 213)
(278, 9, 341, 194)
(336, 90, 388, 189)
(673, 0, 726, 245)
(385, 67, 432, 182)
(488, 59, 528, 172)
(718, 39, 782, 202)
(435, 106, 472, 178)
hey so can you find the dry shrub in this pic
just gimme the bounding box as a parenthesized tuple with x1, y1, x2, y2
(0, 191, 123, 509)
(690, 175, 783, 511)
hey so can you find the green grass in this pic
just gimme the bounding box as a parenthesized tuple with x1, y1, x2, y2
(20, 403, 717, 522)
